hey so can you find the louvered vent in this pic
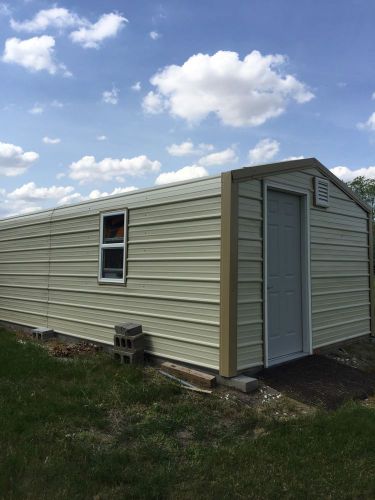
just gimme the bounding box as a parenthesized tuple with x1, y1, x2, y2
(314, 177, 330, 207)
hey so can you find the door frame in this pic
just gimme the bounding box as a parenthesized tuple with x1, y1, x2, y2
(263, 181, 313, 368)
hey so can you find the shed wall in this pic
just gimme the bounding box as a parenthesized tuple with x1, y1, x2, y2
(0, 176, 222, 370)
(237, 167, 372, 370)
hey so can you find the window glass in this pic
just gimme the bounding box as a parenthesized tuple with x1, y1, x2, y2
(103, 214, 124, 244)
(102, 248, 124, 279)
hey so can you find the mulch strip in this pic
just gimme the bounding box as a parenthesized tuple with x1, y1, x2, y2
(259, 355, 375, 410)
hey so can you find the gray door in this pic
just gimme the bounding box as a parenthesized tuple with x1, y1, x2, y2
(267, 189, 303, 361)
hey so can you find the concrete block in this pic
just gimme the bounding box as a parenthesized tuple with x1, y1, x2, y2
(113, 348, 144, 365)
(218, 374, 259, 393)
(114, 322, 142, 336)
(114, 332, 144, 351)
(31, 328, 55, 342)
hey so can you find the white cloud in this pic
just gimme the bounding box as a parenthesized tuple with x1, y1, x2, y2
(142, 91, 165, 114)
(143, 50, 314, 127)
(198, 148, 237, 167)
(281, 155, 305, 161)
(0, 3, 10, 17)
(131, 81, 141, 91)
(97, 135, 107, 141)
(10, 7, 82, 32)
(149, 31, 160, 40)
(102, 86, 119, 105)
(69, 154, 161, 183)
(50, 99, 63, 108)
(86, 186, 138, 200)
(248, 138, 280, 164)
(155, 165, 208, 185)
(166, 140, 214, 157)
(330, 165, 375, 182)
(7, 182, 74, 202)
(56, 172, 65, 179)
(57, 186, 138, 206)
(2, 35, 68, 75)
(70, 13, 127, 49)
(357, 112, 375, 131)
(29, 103, 44, 114)
(0, 141, 38, 176)
(42, 136, 61, 144)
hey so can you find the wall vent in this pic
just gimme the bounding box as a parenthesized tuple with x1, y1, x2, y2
(314, 177, 330, 207)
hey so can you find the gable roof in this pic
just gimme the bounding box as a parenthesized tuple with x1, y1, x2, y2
(231, 157, 371, 214)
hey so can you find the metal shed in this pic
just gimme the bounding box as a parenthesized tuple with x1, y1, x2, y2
(0, 158, 372, 378)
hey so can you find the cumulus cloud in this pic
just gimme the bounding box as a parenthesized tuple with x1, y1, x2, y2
(142, 91, 165, 114)
(149, 31, 160, 40)
(102, 86, 119, 104)
(29, 103, 44, 114)
(0, 141, 38, 176)
(96, 135, 107, 141)
(248, 138, 280, 164)
(166, 140, 214, 157)
(42, 136, 60, 144)
(10, 7, 82, 32)
(330, 165, 375, 182)
(69, 13, 127, 49)
(0, 3, 10, 17)
(155, 165, 208, 185)
(2, 35, 69, 75)
(50, 99, 63, 108)
(357, 112, 375, 131)
(68, 154, 161, 183)
(7, 182, 74, 202)
(281, 155, 305, 162)
(143, 50, 314, 127)
(131, 81, 141, 91)
(0, 182, 139, 217)
(198, 148, 237, 167)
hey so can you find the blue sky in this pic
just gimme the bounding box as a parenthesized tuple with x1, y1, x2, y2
(1, 0, 375, 216)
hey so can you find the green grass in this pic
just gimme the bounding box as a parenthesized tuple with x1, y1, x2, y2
(1, 329, 375, 499)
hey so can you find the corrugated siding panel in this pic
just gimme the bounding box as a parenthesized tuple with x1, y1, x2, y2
(236, 166, 371, 370)
(0, 177, 221, 370)
(0, 210, 51, 328)
(236, 180, 264, 369)
(263, 168, 371, 349)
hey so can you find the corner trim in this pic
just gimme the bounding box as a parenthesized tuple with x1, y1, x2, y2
(219, 172, 238, 377)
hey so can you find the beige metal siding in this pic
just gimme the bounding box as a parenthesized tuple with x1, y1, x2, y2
(236, 180, 263, 370)
(236, 167, 371, 370)
(0, 210, 51, 328)
(0, 177, 221, 370)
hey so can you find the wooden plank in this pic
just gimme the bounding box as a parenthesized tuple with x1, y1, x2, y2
(161, 361, 216, 388)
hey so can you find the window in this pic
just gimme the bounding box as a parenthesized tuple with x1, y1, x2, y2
(99, 210, 127, 283)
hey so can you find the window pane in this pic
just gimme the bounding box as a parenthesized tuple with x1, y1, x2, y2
(102, 248, 124, 279)
(103, 214, 124, 244)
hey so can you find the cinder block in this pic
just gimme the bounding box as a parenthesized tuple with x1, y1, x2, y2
(114, 333, 144, 351)
(217, 374, 259, 393)
(114, 322, 142, 336)
(31, 328, 55, 342)
(113, 348, 144, 365)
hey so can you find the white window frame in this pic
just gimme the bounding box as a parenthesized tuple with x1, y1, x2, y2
(98, 210, 127, 284)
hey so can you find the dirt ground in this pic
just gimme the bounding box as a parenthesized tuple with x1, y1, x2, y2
(18, 331, 375, 414)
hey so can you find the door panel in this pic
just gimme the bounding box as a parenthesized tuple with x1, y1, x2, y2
(267, 190, 303, 361)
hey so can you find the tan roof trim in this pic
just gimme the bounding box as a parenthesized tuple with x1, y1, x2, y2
(231, 157, 371, 213)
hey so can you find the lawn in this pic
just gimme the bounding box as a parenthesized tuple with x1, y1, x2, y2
(1, 329, 375, 499)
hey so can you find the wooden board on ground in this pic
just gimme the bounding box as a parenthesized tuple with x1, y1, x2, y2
(161, 361, 216, 388)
